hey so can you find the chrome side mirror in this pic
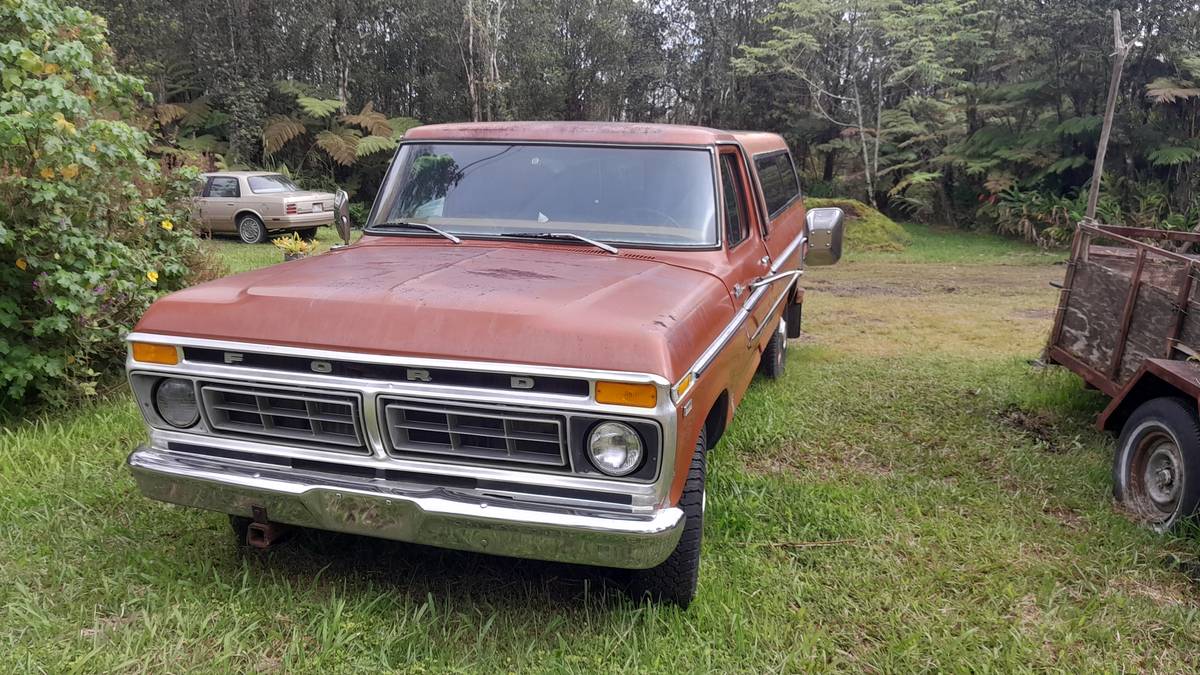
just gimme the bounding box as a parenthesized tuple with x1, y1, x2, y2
(805, 207, 844, 266)
(333, 189, 352, 246)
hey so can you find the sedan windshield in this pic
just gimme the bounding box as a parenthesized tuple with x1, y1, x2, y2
(369, 143, 718, 247)
(248, 174, 300, 194)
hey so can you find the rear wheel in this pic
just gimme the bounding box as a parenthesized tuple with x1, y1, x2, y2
(758, 319, 787, 379)
(628, 429, 706, 607)
(237, 214, 267, 244)
(1114, 397, 1200, 532)
(785, 300, 802, 339)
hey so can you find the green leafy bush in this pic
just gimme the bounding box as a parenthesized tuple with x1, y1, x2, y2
(0, 0, 215, 412)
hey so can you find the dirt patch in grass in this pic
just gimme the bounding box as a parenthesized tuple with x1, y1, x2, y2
(805, 278, 921, 297)
(1105, 573, 1192, 608)
(996, 404, 1067, 452)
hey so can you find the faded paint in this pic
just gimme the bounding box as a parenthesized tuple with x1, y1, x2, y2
(137, 122, 810, 505)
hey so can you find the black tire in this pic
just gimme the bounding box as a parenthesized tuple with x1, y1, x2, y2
(236, 214, 267, 244)
(758, 319, 787, 379)
(785, 300, 802, 339)
(1113, 397, 1200, 533)
(296, 227, 319, 241)
(628, 429, 706, 607)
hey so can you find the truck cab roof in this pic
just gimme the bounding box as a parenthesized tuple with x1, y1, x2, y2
(404, 121, 787, 156)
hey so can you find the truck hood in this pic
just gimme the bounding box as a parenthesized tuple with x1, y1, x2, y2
(135, 240, 734, 379)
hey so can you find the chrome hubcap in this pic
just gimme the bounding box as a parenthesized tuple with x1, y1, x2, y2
(239, 218, 260, 241)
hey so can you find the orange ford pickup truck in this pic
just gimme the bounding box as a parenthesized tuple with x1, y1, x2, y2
(124, 122, 844, 606)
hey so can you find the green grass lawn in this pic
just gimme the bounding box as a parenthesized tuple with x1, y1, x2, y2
(204, 226, 362, 274)
(4, 225, 1200, 671)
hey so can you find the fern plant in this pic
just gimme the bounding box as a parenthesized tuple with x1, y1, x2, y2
(261, 83, 419, 171)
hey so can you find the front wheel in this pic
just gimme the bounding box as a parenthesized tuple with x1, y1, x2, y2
(628, 429, 706, 607)
(237, 214, 267, 244)
(1114, 397, 1200, 532)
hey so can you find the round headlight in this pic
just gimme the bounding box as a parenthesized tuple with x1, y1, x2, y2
(587, 422, 644, 476)
(154, 378, 199, 428)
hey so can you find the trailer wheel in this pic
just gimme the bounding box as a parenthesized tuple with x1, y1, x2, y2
(1114, 397, 1200, 532)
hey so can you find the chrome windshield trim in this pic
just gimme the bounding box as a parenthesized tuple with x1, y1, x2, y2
(370, 141, 722, 250)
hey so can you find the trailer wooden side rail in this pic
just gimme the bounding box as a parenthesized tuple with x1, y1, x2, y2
(1047, 222, 1200, 531)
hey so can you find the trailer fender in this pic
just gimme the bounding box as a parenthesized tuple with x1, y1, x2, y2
(1098, 359, 1200, 432)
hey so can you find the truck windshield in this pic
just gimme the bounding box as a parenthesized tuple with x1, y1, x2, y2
(369, 143, 718, 247)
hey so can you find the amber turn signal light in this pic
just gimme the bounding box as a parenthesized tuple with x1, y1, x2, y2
(595, 381, 657, 408)
(131, 342, 179, 365)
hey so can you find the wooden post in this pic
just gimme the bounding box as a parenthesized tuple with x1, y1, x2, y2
(1085, 10, 1133, 223)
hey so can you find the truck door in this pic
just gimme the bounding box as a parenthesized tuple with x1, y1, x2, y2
(752, 150, 806, 272)
(717, 148, 778, 377)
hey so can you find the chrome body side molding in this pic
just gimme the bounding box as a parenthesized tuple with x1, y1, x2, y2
(671, 232, 806, 401)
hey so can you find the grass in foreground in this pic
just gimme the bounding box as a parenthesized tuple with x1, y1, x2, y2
(3, 224, 1200, 671)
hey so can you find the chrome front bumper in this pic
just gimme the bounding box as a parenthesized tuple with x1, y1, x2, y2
(128, 446, 685, 569)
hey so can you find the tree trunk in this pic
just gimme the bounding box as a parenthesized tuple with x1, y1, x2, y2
(1085, 10, 1131, 223)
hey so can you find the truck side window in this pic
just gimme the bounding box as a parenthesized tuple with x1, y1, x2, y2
(755, 151, 800, 217)
(719, 154, 748, 247)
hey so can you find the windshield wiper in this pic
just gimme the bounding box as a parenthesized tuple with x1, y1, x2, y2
(498, 231, 619, 255)
(370, 221, 461, 244)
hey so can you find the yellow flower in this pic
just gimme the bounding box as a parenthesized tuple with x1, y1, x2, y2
(52, 112, 76, 135)
(42, 63, 59, 75)
(160, 219, 173, 231)
(89, 143, 97, 152)
(39, 167, 54, 180)
(137, 216, 145, 226)
(146, 270, 159, 284)
(59, 164, 79, 179)
(15, 258, 27, 271)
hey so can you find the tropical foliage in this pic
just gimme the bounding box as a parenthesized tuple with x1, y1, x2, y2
(0, 0, 215, 411)
(77, 0, 1200, 243)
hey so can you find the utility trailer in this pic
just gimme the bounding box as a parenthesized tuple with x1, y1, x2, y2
(1048, 222, 1200, 531)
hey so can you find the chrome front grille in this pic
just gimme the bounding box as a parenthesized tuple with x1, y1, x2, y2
(200, 383, 365, 452)
(381, 398, 567, 468)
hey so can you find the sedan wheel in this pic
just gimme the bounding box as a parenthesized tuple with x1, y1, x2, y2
(237, 215, 266, 244)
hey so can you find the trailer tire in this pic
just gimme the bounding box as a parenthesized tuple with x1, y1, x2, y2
(1114, 397, 1200, 533)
